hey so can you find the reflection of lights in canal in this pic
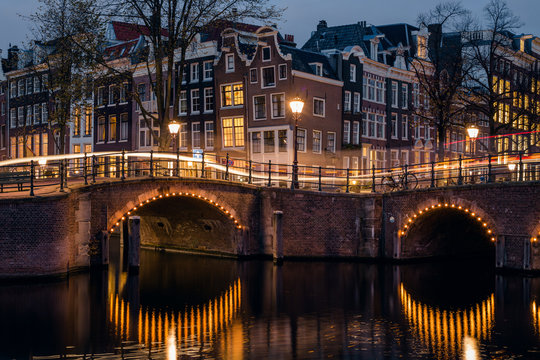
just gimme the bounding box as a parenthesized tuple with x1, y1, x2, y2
(400, 283, 494, 360)
(108, 278, 242, 353)
(532, 300, 540, 337)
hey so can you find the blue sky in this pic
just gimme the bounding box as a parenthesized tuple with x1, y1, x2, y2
(1, 0, 540, 53)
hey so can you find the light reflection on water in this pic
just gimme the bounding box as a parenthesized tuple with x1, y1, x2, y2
(1, 250, 540, 359)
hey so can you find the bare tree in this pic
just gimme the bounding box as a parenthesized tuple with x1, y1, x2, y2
(27, 0, 105, 154)
(95, 0, 281, 151)
(460, 0, 525, 154)
(410, 1, 472, 160)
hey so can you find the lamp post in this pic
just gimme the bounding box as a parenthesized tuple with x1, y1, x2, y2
(289, 97, 304, 189)
(466, 125, 479, 157)
(168, 120, 180, 150)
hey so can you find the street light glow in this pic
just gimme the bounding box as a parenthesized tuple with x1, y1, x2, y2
(168, 120, 180, 135)
(467, 125, 479, 139)
(289, 97, 305, 114)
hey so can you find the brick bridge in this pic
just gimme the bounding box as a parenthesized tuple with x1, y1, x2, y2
(0, 178, 539, 277)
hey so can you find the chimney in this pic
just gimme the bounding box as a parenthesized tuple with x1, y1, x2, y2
(282, 34, 297, 48)
(317, 20, 327, 31)
(8, 45, 19, 71)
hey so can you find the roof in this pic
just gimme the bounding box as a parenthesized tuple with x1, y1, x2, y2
(279, 45, 339, 80)
(302, 21, 418, 67)
(111, 21, 168, 41)
(103, 39, 140, 60)
(200, 20, 261, 43)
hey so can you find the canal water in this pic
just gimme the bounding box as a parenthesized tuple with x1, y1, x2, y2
(1, 241, 540, 359)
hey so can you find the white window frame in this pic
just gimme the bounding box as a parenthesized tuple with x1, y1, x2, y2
(271, 93, 285, 119)
(225, 53, 234, 72)
(192, 122, 201, 148)
(179, 123, 188, 149)
(401, 83, 408, 109)
(34, 76, 40, 93)
(313, 97, 325, 117)
(278, 64, 287, 80)
(327, 132, 336, 153)
(344, 91, 351, 112)
(309, 63, 323, 76)
(391, 113, 398, 139)
(179, 90, 187, 115)
(191, 89, 200, 114)
(402, 115, 408, 140)
(203, 61, 213, 81)
(204, 88, 213, 113)
(253, 95, 266, 120)
(297, 128, 307, 152)
(220, 83, 244, 108)
(261, 66, 276, 89)
(312, 130, 322, 154)
(204, 121, 214, 149)
(262, 46, 271, 61)
(190, 63, 199, 83)
(353, 92, 360, 113)
(10, 109, 16, 128)
(343, 120, 350, 144)
(352, 121, 360, 145)
(350, 64, 356, 82)
(391, 81, 398, 108)
(120, 113, 129, 141)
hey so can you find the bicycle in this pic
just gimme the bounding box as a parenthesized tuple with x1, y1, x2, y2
(380, 170, 418, 191)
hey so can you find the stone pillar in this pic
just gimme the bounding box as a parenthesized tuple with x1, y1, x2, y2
(273, 211, 283, 264)
(496, 235, 505, 268)
(128, 216, 141, 272)
(121, 220, 129, 271)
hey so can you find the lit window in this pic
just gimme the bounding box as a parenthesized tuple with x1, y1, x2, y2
(222, 117, 244, 147)
(108, 115, 117, 141)
(221, 83, 244, 107)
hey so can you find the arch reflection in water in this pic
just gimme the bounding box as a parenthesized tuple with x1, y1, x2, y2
(107, 278, 242, 357)
(400, 283, 494, 360)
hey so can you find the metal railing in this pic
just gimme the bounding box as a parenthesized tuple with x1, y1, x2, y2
(0, 150, 539, 196)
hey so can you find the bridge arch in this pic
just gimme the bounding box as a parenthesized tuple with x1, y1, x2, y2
(396, 199, 497, 259)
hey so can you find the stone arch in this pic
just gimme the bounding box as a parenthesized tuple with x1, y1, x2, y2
(396, 197, 498, 259)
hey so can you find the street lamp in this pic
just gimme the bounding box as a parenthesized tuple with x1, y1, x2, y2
(290, 97, 304, 189)
(467, 125, 479, 157)
(168, 120, 180, 150)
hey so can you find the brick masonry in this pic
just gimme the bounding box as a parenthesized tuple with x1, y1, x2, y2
(0, 178, 538, 277)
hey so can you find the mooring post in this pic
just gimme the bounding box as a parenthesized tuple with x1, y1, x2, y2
(128, 216, 141, 273)
(273, 211, 283, 265)
(100, 230, 109, 267)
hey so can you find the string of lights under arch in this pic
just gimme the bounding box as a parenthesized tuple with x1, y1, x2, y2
(398, 202, 496, 243)
(109, 192, 243, 234)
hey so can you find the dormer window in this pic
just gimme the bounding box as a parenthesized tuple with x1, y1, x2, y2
(310, 63, 323, 76)
(370, 40, 378, 61)
(417, 35, 427, 59)
(262, 46, 271, 61)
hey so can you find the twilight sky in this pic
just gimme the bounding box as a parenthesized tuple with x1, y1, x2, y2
(1, 0, 540, 54)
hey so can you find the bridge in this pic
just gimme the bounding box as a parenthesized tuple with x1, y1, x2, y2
(0, 150, 539, 277)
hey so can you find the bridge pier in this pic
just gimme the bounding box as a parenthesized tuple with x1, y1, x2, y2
(273, 211, 283, 264)
(128, 216, 141, 272)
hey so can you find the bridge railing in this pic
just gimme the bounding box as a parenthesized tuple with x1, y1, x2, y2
(0, 150, 539, 196)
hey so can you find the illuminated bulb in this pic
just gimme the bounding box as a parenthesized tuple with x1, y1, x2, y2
(482, 223, 487, 227)
(404, 224, 408, 228)
(413, 214, 417, 218)
(488, 229, 492, 234)
(458, 206, 462, 209)
(172, 192, 176, 195)
(431, 205, 435, 208)
(352, 180, 357, 185)
(491, 237, 496, 242)
(471, 212, 476, 216)
(229, 215, 233, 218)
(198, 195, 202, 198)
(146, 200, 150, 203)
(408, 219, 412, 222)
(159, 195, 163, 198)
(225, 210, 229, 214)
(166, 193, 169, 197)
(152, 197, 156, 200)
(234, 220, 238, 223)
(425, 207, 429, 211)
(133, 207, 137, 210)
(127, 212, 131, 215)
(419, 210, 423, 214)
(116, 222, 119, 226)
(437, 204, 441, 207)
(451, 204, 455, 207)
(139, 203, 143, 206)
(110, 228, 114, 232)
(465, 209, 469, 212)
(444, 203, 448, 207)
(477, 217, 482, 221)
(192, 193, 195, 196)
(533, 238, 538, 243)
(121, 217, 125, 220)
